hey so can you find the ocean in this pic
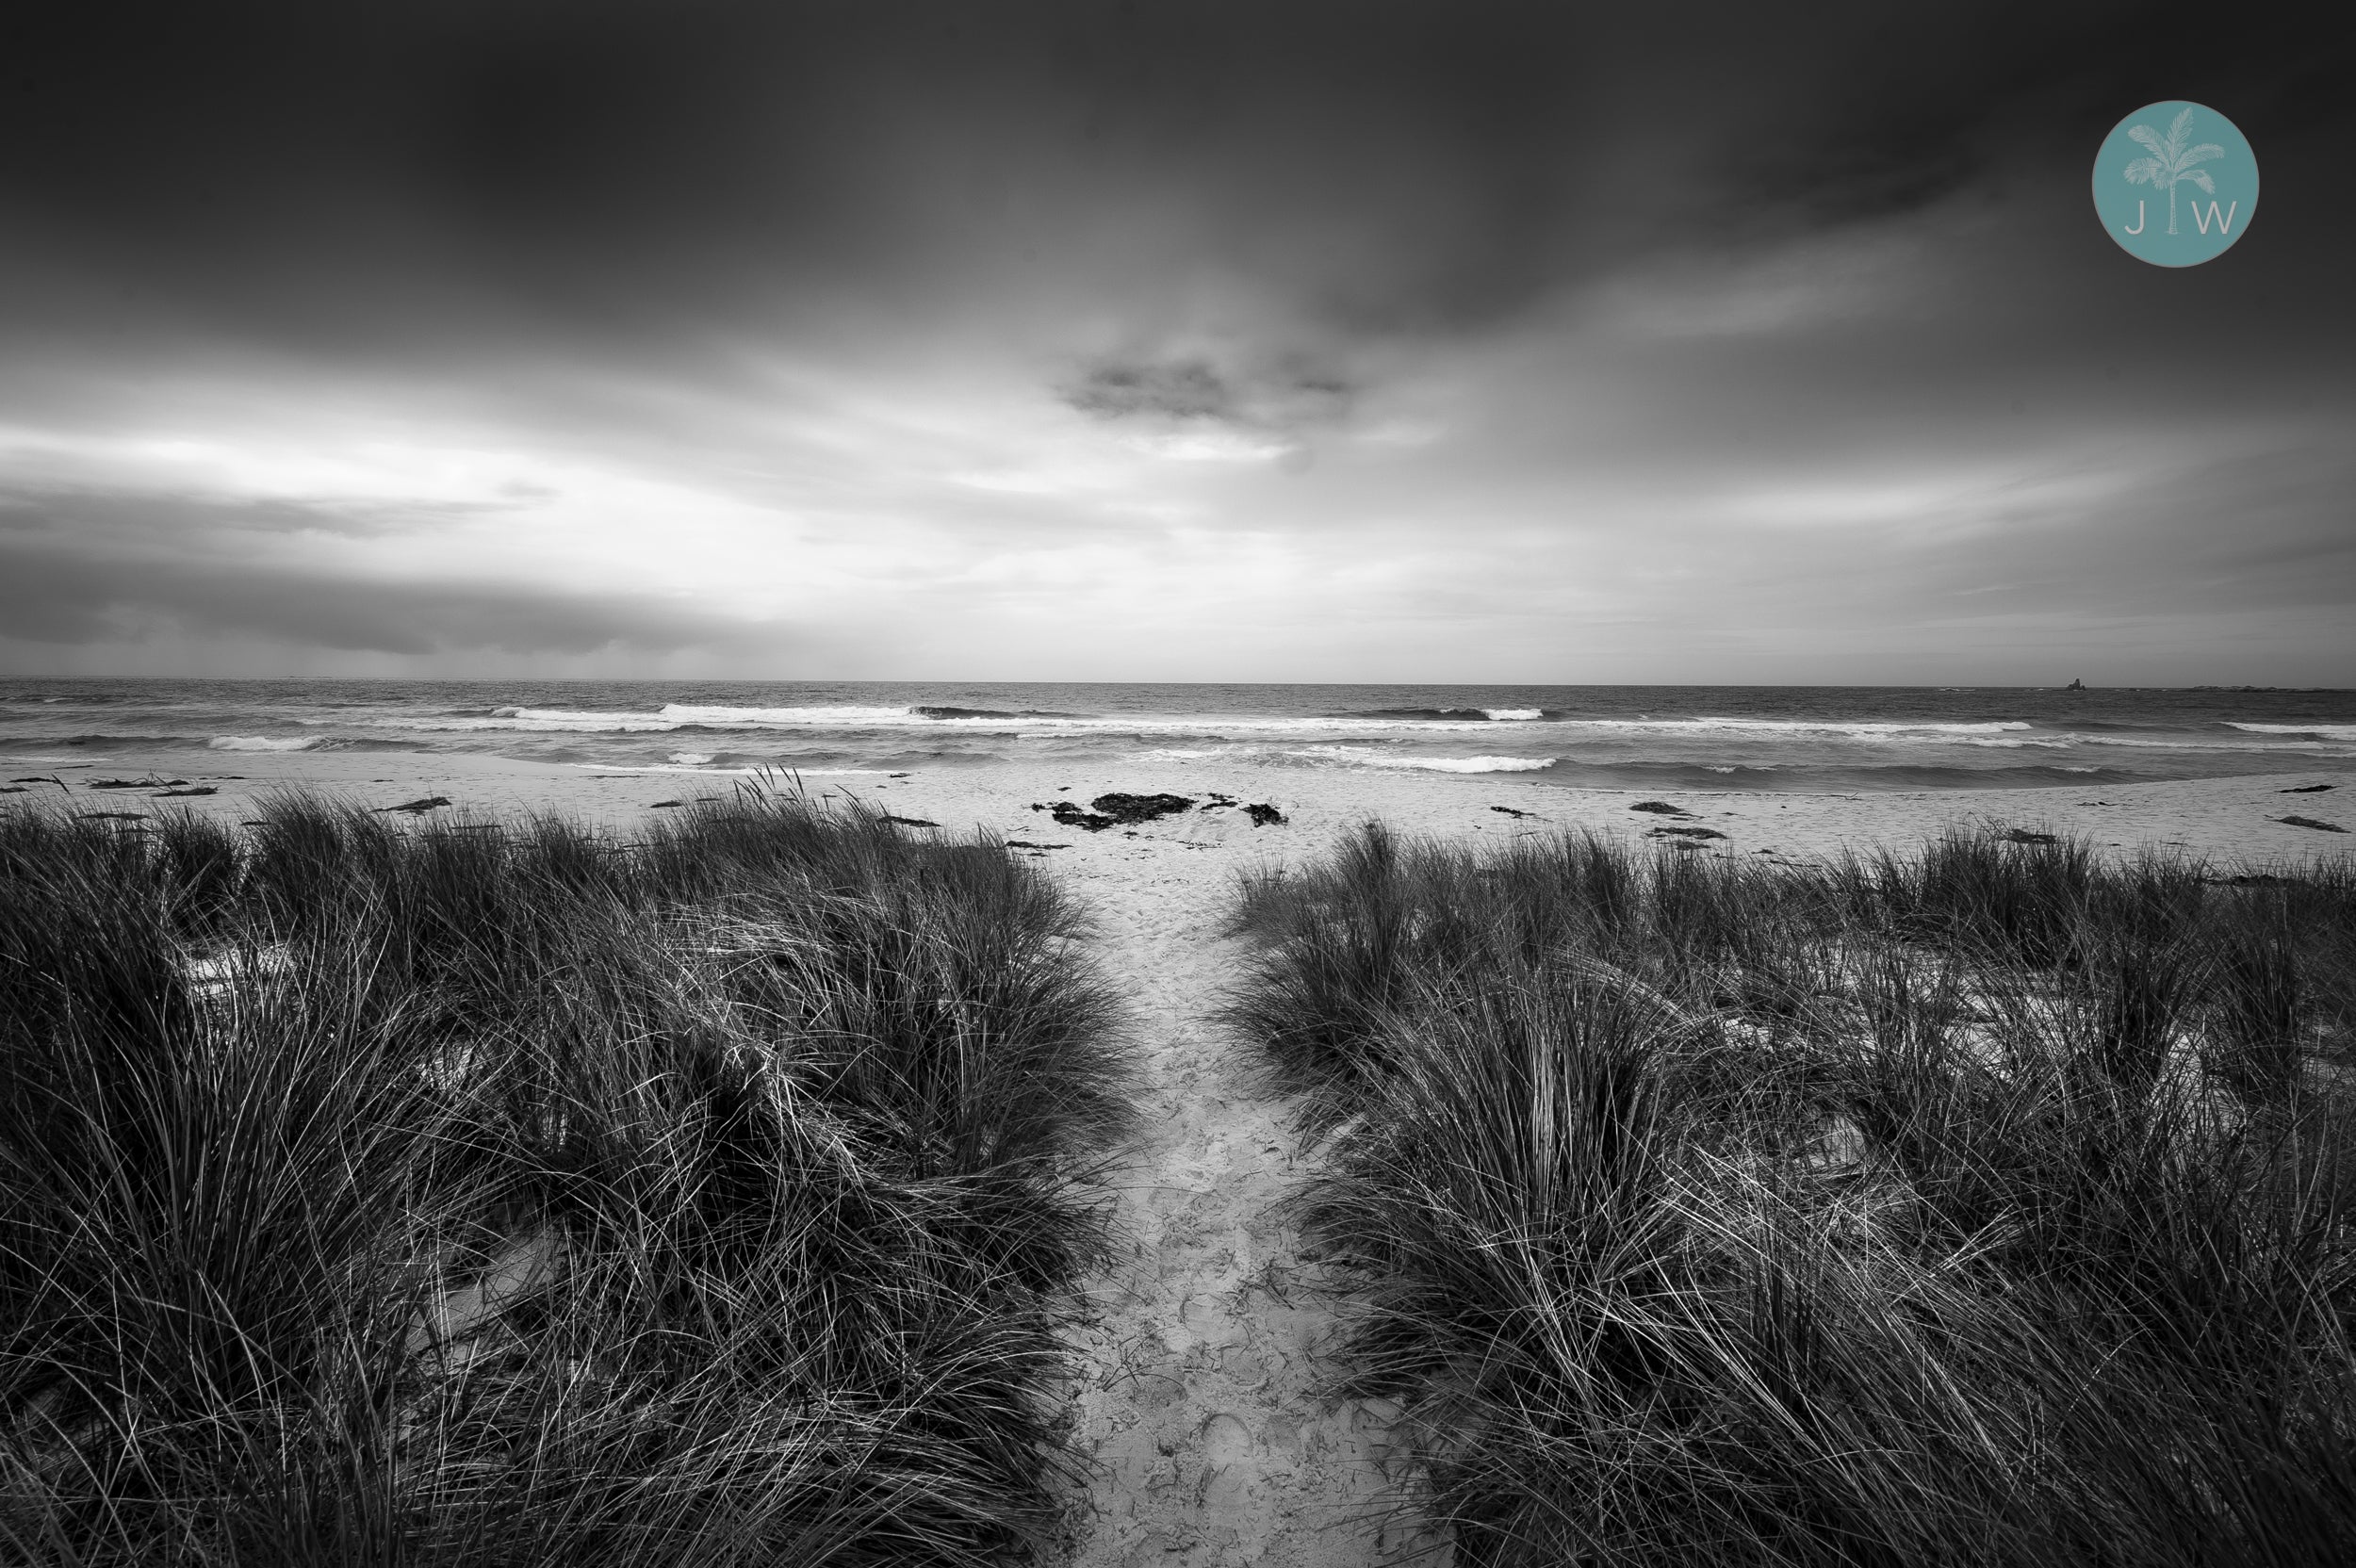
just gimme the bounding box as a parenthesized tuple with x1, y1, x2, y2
(3, 679, 2352, 794)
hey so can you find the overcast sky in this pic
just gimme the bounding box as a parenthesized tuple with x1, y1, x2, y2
(1, 1, 2348, 684)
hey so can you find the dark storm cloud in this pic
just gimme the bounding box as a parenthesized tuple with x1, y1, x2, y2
(0, 540, 761, 657)
(4, 0, 2340, 356)
(0, 0, 2348, 680)
(0, 489, 768, 656)
(1068, 363, 1236, 422)
(1063, 356, 1354, 435)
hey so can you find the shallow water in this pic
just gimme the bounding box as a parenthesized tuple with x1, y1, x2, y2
(4, 678, 2351, 793)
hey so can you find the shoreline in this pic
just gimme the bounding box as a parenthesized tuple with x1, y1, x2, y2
(8, 747, 2350, 873)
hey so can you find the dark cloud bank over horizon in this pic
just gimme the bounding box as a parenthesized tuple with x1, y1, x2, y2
(1, 1, 2349, 682)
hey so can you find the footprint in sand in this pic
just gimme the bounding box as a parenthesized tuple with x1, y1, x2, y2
(1051, 846, 1436, 1568)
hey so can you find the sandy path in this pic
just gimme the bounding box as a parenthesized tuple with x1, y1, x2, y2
(1048, 846, 1440, 1568)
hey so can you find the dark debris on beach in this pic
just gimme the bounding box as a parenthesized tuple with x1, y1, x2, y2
(1023, 791, 1284, 830)
(1033, 792, 1196, 832)
(2278, 815, 2348, 833)
(1091, 792, 1196, 824)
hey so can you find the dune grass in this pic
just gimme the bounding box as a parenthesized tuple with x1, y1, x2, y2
(1230, 823, 2356, 1567)
(0, 780, 1129, 1565)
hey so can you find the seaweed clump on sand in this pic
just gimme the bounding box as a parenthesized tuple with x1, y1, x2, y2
(1227, 820, 2356, 1565)
(1088, 792, 1195, 825)
(0, 777, 1130, 1564)
(1036, 792, 1197, 832)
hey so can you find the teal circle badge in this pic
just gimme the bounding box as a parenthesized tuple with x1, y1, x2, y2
(2094, 101, 2258, 266)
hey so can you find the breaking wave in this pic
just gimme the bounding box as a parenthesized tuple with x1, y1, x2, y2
(1344, 706, 1554, 721)
(2226, 721, 2356, 742)
(1284, 746, 1558, 774)
(208, 735, 336, 752)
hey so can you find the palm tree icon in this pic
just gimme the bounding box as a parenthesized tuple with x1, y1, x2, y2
(2122, 106, 2224, 236)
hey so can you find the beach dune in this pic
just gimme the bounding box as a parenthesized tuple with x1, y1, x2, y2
(8, 747, 2350, 1565)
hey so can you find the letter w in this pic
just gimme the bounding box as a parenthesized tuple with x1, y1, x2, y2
(2191, 200, 2239, 235)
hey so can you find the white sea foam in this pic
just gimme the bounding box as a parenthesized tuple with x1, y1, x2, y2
(1284, 746, 1556, 773)
(2227, 722, 2356, 741)
(208, 735, 331, 752)
(1366, 754, 1558, 773)
(658, 704, 912, 726)
(667, 752, 714, 765)
(425, 704, 2008, 741)
(472, 708, 680, 731)
(2075, 734, 2356, 754)
(399, 707, 1535, 736)
(1594, 717, 2034, 737)
(347, 708, 2356, 760)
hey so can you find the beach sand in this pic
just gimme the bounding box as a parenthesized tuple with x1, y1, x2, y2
(14, 750, 2351, 1567)
(15, 748, 2350, 870)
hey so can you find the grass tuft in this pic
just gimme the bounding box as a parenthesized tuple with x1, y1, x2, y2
(1231, 822, 2356, 1567)
(1, 780, 1129, 1565)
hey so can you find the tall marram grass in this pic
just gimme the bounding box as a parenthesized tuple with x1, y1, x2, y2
(0, 782, 1129, 1565)
(1231, 823, 2356, 1567)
